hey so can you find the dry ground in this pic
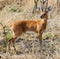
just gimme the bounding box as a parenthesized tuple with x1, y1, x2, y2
(0, 0, 60, 59)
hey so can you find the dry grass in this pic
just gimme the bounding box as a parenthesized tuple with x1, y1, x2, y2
(0, 0, 60, 59)
(0, 32, 60, 59)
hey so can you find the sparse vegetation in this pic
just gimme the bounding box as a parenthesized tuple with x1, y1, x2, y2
(0, 0, 60, 59)
(42, 32, 55, 40)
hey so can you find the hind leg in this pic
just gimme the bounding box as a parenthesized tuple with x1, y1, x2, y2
(7, 37, 17, 52)
(12, 42, 17, 52)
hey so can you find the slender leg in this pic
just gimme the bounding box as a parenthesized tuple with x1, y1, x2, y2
(39, 34, 42, 47)
(38, 33, 43, 58)
(8, 42, 11, 51)
(6, 40, 12, 54)
(8, 40, 11, 52)
(12, 37, 17, 53)
(6, 42, 10, 52)
(12, 42, 16, 52)
(8, 37, 17, 52)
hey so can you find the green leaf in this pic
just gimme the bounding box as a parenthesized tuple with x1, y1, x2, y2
(6, 32, 13, 40)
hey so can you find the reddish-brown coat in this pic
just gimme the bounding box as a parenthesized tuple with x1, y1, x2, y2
(8, 12, 48, 52)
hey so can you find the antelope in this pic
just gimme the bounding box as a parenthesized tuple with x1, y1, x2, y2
(8, 12, 49, 51)
(7, 0, 51, 52)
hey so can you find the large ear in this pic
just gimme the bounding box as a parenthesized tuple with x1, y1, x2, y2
(46, 6, 52, 12)
(37, 6, 43, 11)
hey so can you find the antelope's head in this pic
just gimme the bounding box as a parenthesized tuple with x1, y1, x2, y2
(40, 6, 51, 19)
(38, 0, 51, 19)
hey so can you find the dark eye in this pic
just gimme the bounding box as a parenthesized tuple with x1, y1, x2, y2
(40, 13, 46, 18)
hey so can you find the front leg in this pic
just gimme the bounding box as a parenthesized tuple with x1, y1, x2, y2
(39, 35, 42, 47)
(38, 33, 43, 58)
